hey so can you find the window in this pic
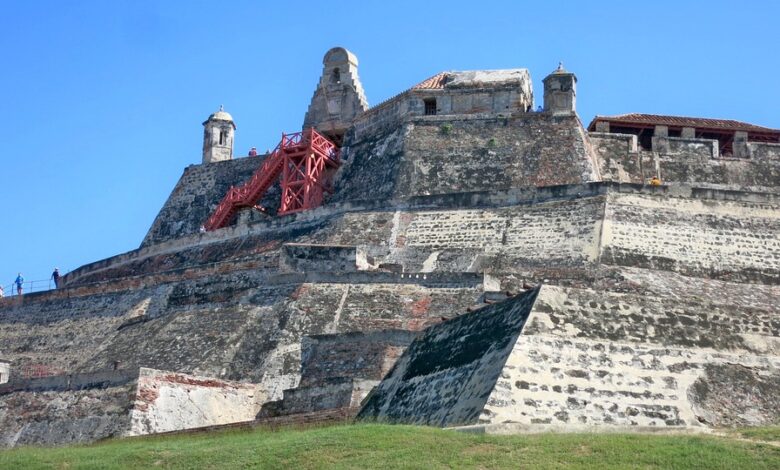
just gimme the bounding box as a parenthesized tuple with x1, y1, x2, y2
(219, 130, 225, 146)
(424, 98, 437, 116)
(331, 68, 341, 85)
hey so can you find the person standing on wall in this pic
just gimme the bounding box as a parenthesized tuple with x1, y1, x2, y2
(14, 273, 24, 295)
(51, 268, 60, 289)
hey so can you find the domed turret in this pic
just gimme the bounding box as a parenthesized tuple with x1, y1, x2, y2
(202, 105, 236, 164)
(543, 62, 577, 116)
(206, 108, 234, 122)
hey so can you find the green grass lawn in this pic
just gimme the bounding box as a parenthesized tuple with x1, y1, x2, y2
(1, 424, 778, 469)
(731, 426, 780, 444)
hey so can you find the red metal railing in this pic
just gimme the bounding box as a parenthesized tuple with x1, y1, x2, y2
(204, 128, 339, 231)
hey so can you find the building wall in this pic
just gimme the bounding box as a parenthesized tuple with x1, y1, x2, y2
(601, 191, 780, 282)
(358, 288, 540, 426)
(0, 268, 482, 405)
(128, 368, 264, 436)
(0, 370, 138, 447)
(280, 244, 359, 273)
(350, 70, 533, 142)
(591, 133, 780, 189)
(401, 114, 597, 195)
(337, 114, 599, 205)
(361, 281, 779, 430)
(64, 183, 780, 292)
(0, 362, 10, 384)
(142, 112, 599, 247)
(0, 368, 269, 446)
(142, 155, 280, 247)
(299, 330, 417, 387)
(483, 285, 780, 428)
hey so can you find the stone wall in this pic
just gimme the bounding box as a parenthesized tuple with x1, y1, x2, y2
(128, 368, 264, 436)
(0, 361, 8, 384)
(589, 133, 642, 184)
(52, 184, 780, 308)
(259, 378, 376, 418)
(142, 155, 280, 246)
(752, 142, 780, 161)
(64, 184, 613, 287)
(280, 244, 358, 273)
(257, 330, 417, 419)
(361, 282, 780, 430)
(0, 267, 482, 404)
(483, 285, 780, 429)
(385, 195, 604, 273)
(350, 69, 533, 141)
(400, 114, 598, 195)
(299, 330, 417, 387)
(338, 114, 599, 204)
(141, 111, 599, 247)
(601, 191, 780, 283)
(358, 288, 540, 426)
(591, 133, 780, 189)
(0, 368, 268, 446)
(0, 370, 138, 447)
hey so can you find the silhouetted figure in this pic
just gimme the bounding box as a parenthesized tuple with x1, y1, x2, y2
(248, 147, 258, 156)
(51, 268, 61, 288)
(14, 273, 24, 295)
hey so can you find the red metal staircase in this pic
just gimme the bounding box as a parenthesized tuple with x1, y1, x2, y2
(203, 128, 340, 231)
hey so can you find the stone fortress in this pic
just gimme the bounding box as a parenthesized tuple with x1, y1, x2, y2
(1, 47, 778, 447)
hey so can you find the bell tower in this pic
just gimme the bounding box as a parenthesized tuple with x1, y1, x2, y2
(303, 47, 368, 145)
(202, 105, 236, 164)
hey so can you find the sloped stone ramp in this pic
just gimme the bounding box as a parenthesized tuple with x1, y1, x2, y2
(359, 285, 780, 431)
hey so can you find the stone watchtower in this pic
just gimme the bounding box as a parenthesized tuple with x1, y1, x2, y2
(202, 106, 236, 164)
(543, 63, 577, 115)
(303, 47, 369, 145)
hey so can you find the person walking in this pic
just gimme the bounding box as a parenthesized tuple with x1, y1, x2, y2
(51, 268, 61, 289)
(14, 273, 24, 295)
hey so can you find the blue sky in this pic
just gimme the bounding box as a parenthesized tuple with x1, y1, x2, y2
(1, 0, 778, 289)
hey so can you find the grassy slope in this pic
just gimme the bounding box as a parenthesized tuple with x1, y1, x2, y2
(732, 426, 780, 444)
(2, 424, 779, 470)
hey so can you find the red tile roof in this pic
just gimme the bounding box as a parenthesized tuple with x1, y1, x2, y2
(360, 72, 450, 118)
(589, 113, 779, 135)
(411, 72, 449, 90)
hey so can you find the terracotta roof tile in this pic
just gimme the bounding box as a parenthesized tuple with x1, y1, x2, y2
(589, 113, 779, 134)
(411, 72, 449, 90)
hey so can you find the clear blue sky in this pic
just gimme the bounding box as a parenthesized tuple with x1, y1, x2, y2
(1, 0, 778, 288)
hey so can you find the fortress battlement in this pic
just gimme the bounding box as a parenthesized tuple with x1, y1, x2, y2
(1, 47, 778, 447)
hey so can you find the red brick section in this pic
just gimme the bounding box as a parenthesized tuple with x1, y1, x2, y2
(160, 373, 247, 389)
(19, 364, 65, 379)
(127, 407, 361, 439)
(135, 386, 159, 412)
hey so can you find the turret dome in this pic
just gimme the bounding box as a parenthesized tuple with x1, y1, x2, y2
(204, 105, 234, 123)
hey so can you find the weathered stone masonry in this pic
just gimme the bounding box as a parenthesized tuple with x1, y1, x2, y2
(1, 48, 779, 446)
